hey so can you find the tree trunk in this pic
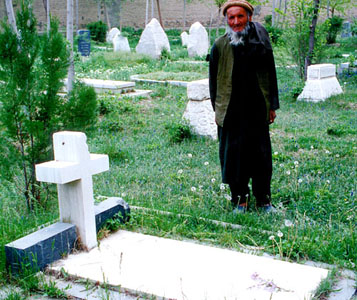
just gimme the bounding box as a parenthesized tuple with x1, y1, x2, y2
(305, 0, 320, 80)
(276, 0, 282, 26)
(151, 0, 154, 19)
(5, 0, 17, 34)
(104, 2, 111, 29)
(282, 0, 287, 28)
(67, 0, 74, 93)
(183, 0, 186, 30)
(119, 0, 122, 31)
(145, 0, 149, 25)
(216, 5, 221, 36)
(76, 0, 79, 30)
(97, 1, 101, 21)
(272, 0, 276, 27)
(326, 0, 330, 17)
(156, 0, 164, 29)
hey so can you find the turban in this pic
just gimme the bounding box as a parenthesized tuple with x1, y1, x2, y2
(222, 0, 254, 16)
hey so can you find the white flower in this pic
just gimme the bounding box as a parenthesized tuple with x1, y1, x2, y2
(325, 150, 330, 154)
(274, 151, 279, 155)
(269, 235, 275, 240)
(310, 145, 314, 150)
(224, 194, 232, 200)
(277, 231, 283, 238)
(286, 170, 291, 175)
(191, 186, 196, 192)
(220, 183, 225, 190)
(187, 153, 193, 158)
(204, 161, 209, 166)
(211, 178, 216, 183)
(279, 163, 284, 167)
(284, 219, 293, 227)
(121, 192, 126, 197)
(298, 179, 303, 183)
(294, 161, 299, 165)
(171, 114, 174, 117)
(335, 154, 340, 158)
(318, 171, 322, 174)
(326, 180, 330, 184)
(178, 169, 183, 174)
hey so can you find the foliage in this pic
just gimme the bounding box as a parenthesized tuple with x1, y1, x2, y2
(0, 1, 69, 209)
(87, 20, 108, 43)
(282, 0, 328, 79)
(325, 16, 344, 44)
(165, 120, 194, 144)
(351, 18, 357, 36)
(62, 82, 98, 131)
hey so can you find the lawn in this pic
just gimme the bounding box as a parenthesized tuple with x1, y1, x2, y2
(0, 29, 356, 296)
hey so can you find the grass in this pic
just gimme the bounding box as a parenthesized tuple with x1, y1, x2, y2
(0, 29, 356, 299)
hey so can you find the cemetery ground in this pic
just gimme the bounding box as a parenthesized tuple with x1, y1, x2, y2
(0, 28, 356, 299)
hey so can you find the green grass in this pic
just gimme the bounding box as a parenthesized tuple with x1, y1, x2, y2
(0, 30, 356, 299)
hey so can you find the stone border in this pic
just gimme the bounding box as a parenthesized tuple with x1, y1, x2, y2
(130, 74, 189, 87)
(5, 197, 130, 274)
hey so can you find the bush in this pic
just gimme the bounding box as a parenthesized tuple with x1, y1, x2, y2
(165, 120, 193, 143)
(351, 18, 357, 36)
(326, 16, 344, 44)
(87, 20, 108, 43)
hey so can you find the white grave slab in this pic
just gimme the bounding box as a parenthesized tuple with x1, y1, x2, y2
(187, 22, 209, 58)
(136, 18, 170, 59)
(298, 64, 343, 102)
(113, 34, 131, 52)
(36, 131, 109, 250)
(181, 31, 189, 46)
(106, 27, 120, 43)
(50, 230, 329, 300)
(183, 79, 217, 139)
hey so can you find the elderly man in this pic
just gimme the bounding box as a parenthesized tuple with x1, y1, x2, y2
(209, 0, 279, 213)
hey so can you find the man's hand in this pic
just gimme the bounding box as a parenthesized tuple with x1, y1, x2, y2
(269, 110, 276, 124)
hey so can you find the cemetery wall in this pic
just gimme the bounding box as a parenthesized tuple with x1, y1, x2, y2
(0, 0, 356, 32)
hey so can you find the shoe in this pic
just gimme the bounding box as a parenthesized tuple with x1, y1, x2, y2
(233, 204, 247, 214)
(260, 205, 277, 213)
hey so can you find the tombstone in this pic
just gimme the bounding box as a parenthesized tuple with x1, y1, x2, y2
(341, 21, 352, 38)
(181, 31, 189, 47)
(183, 79, 217, 139)
(187, 22, 209, 58)
(136, 18, 170, 59)
(113, 34, 131, 52)
(78, 30, 91, 57)
(35, 131, 109, 250)
(106, 27, 120, 43)
(337, 62, 350, 75)
(298, 64, 343, 102)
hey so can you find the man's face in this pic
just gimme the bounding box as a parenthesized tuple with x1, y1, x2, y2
(226, 6, 251, 32)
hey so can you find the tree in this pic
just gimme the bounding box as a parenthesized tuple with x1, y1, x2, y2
(67, 0, 74, 93)
(5, 0, 18, 34)
(156, 0, 163, 28)
(305, 0, 320, 76)
(321, 0, 352, 16)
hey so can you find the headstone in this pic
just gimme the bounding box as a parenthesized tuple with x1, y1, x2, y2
(183, 79, 217, 139)
(106, 27, 120, 43)
(35, 131, 109, 250)
(341, 21, 352, 38)
(181, 31, 189, 47)
(78, 30, 91, 57)
(187, 22, 209, 58)
(136, 18, 170, 59)
(298, 64, 343, 102)
(113, 34, 131, 52)
(337, 62, 350, 74)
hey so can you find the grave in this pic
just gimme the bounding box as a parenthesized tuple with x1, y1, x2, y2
(77, 30, 91, 57)
(187, 22, 209, 58)
(298, 64, 343, 102)
(181, 31, 189, 46)
(341, 21, 352, 38)
(183, 79, 217, 139)
(136, 18, 170, 59)
(49, 229, 330, 300)
(113, 34, 131, 52)
(5, 132, 130, 273)
(106, 27, 120, 43)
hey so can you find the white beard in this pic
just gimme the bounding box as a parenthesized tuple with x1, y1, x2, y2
(226, 23, 251, 46)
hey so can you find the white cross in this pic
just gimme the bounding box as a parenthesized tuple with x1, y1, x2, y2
(35, 131, 109, 250)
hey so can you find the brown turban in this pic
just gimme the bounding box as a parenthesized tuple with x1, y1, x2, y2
(222, 0, 254, 16)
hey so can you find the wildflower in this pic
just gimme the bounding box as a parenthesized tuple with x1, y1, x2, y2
(325, 150, 330, 154)
(335, 154, 340, 158)
(178, 169, 183, 174)
(318, 171, 322, 175)
(298, 179, 303, 184)
(191, 186, 196, 192)
(224, 194, 232, 200)
(204, 161, 209, 166)
(187, 153, 193, 158)
(294, 161, 299, 166)
(279, 163, 284, 167)
(286, 170, 291, 175)
(310, 145, 314, 150)
(284, 219, 293, 227)
(326, 180, 330, 184)
(274, 151, 279, 155)
(122, 192, 126, 197)
(277, 231, 283, 238)
(220, 183, 225, 190)
(211, 178, 216, 183)
(269, 235, 275, 240)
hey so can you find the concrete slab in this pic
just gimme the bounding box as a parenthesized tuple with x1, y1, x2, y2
(50, 230, 329, 300)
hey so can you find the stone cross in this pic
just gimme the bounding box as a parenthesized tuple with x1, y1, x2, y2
(35, 131, 109, 250)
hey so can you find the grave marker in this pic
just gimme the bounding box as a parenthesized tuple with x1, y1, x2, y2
(106, 27, 120, 43)
(187, 22, 209, 58)
(35, 131, 109, 250)
(78, 30, 91, 57)
(341, 21, 352, 38)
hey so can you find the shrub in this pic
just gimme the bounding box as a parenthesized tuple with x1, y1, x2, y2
(165, 120, 193, 143)
(351, 18, 357, 36)
(87, 20, 108, 43)
(326, 16, 344, 44)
